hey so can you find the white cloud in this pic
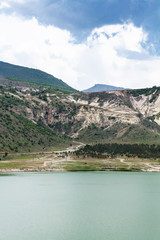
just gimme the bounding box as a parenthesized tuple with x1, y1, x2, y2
(0, 2, 10, 9)
(0, 0, 37, 8)
(0, 13, 159, 90)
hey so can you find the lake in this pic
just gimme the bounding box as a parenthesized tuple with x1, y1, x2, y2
(0, 172, 160, 240)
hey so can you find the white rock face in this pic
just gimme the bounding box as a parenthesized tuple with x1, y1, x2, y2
(131, 94, 160, 117)
(6, 87, 160, 137)
(66, 90, 160, 135)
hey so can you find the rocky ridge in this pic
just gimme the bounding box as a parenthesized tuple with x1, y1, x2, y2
(1, 83, 160, 144)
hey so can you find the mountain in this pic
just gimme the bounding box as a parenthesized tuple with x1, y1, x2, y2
(0, 61, 76, 92)
(1, 78, 160, 152)
(83, 84, 127, 92)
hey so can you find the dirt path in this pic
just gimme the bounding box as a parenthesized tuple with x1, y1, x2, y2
(43, 142, 85, 168)
(143, 163, 160, 172)
(2, 143, 160, 172)
(117, 158, 160, 172)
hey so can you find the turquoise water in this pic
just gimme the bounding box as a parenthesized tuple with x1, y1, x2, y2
(0, 172, 160, 240)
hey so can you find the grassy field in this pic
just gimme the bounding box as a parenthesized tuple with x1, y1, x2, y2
(1, 152, 160, 172)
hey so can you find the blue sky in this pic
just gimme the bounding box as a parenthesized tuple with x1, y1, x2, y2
(2, 0, 160, 43)
(0, 0, 160, 89)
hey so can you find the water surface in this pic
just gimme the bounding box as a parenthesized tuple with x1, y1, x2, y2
(0, 172, 160, 240)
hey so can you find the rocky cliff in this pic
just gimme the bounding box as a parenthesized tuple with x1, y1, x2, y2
(1, 80, 160, 149)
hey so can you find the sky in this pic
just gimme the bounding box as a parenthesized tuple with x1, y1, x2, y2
(0, 0, 160, 90)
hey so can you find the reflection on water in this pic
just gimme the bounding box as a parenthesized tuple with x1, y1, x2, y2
(0, 173, 15, 177)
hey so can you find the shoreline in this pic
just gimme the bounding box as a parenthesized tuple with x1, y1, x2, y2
(1, 166, 160, 173)
(1, 143, 160, 173)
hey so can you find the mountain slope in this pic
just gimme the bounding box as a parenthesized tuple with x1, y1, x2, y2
(83, 84, 127, 92)
(0, 82, 71, 152)
(1, 81, 160, 152)
(0, 109, 67, 152)
(0, 61, 76, 92)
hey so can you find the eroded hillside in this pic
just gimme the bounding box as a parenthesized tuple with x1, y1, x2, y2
(1, 78, 160, 150)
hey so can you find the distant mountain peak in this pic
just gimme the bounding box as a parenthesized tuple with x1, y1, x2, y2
(83, 84, 127, 93)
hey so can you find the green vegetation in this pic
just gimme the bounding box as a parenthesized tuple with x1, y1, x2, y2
(0, 94, 29, 108)
(0, 84, 78, 152)
(0, 154, 144, 172)
(58, 159, 144, 172)
(1, 77, 160, 155)
(76, 123, 125, 143)
(0, 92, 71, 152)
(129, 86, 160, 100)
(0, 61, 77, 92)
(0, 110, 69, 152)
(75, 143, 160, 159)
(76, 122, 160, 144)
(118, 124, 160, 144)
